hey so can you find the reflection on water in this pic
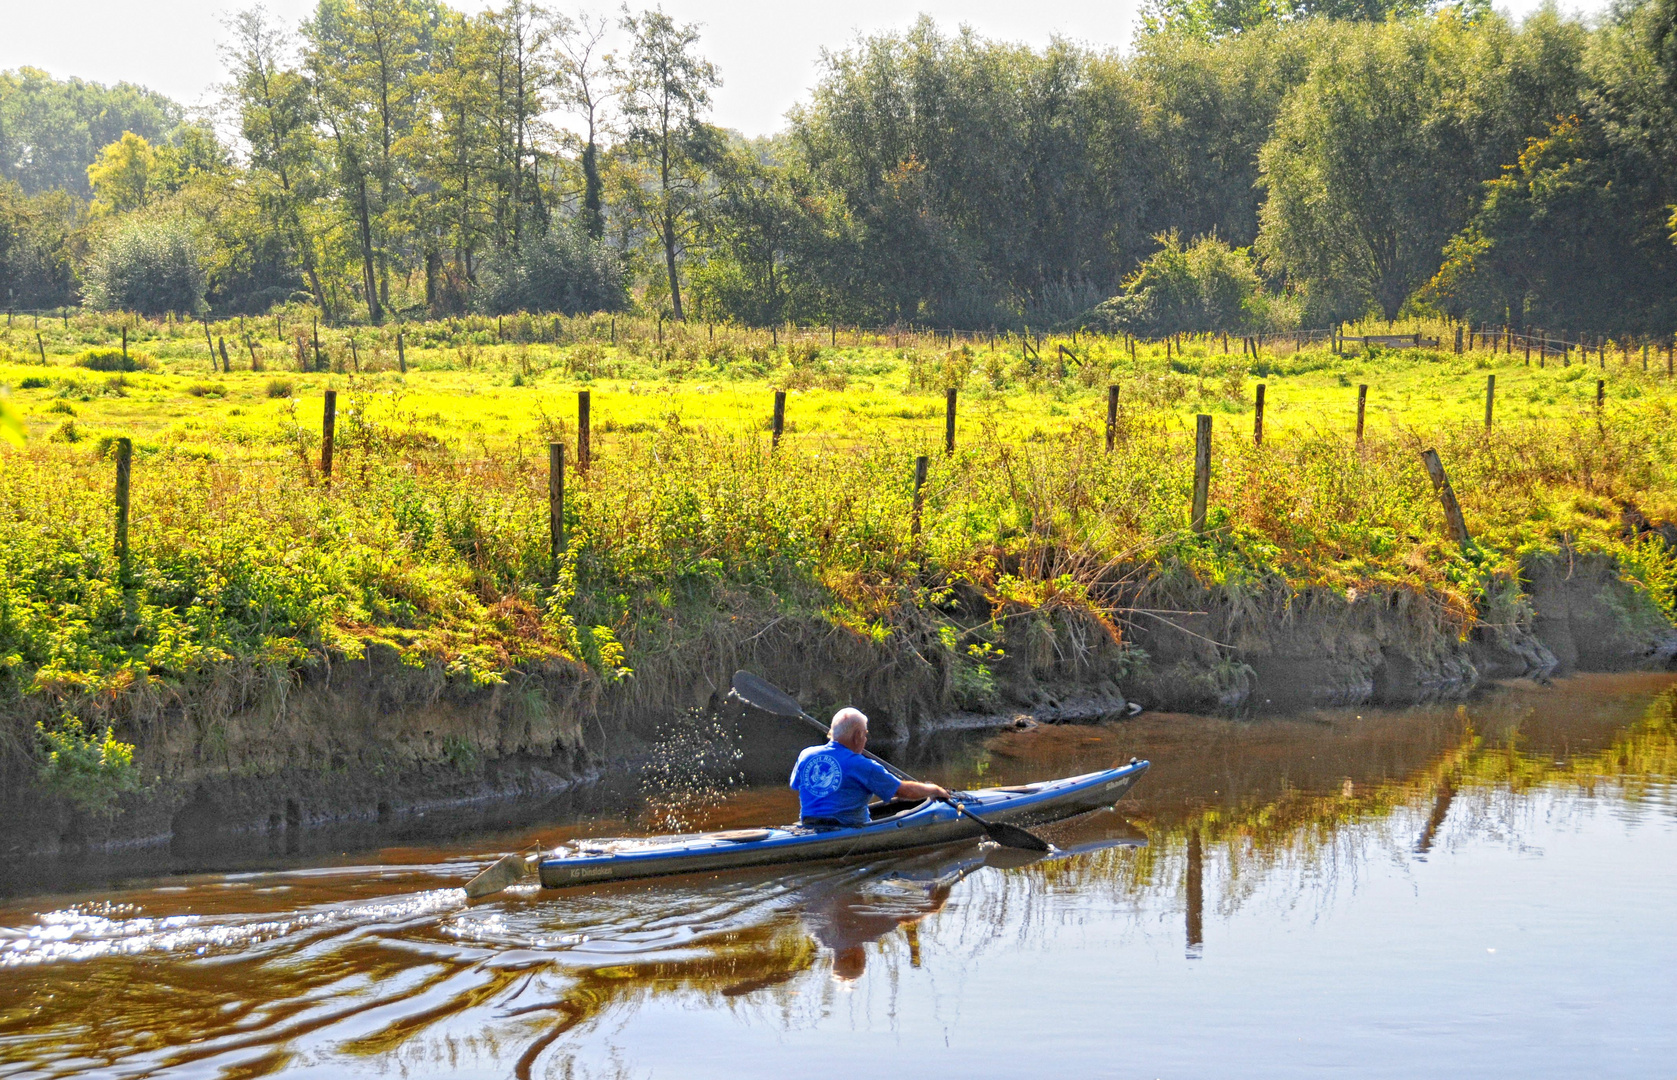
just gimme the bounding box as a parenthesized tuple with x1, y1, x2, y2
(2, 674, 1675, 1078)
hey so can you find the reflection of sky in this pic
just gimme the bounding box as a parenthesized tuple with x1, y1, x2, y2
(0, 1, 1622, 137)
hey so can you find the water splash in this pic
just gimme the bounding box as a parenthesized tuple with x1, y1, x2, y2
(638, 707, 746, 831)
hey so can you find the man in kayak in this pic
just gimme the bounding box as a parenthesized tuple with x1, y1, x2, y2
(791, 708, 950, 828)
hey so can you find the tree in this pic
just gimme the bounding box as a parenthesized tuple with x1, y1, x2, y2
(225, 7, 328, 309)
(413, 7, 500, 311)
(86, 132, 157, 214)
(81, 215, 207, 315)
(0, 68, 180, 196)
(692, 142, 851, 325)
(554, 11, 613, 240)
(482, 0, 556, 250)
(615, 8, 719, 321)
(1425, 1, 1677, 333)
(1256, 12, 1584, 322)
(476, 221, 626, 313)
(0, 181, 79, 309)
(303, 0, 434, 322)
(1139, 0, 1437, 38)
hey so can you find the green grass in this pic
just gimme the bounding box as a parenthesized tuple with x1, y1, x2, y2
(2, 311, 1675, 729)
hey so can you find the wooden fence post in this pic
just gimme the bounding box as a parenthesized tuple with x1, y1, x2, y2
(122, 325, 129, 364)
(1455, 325, 1463, 354)
(1597, 379, 1605, 410)
(113, 436, 132, 565)
(397, 329, 407, 373)
(1191, 414, 1212, 534)
(1420, 448, 1472, 548)
(772, 390, 786, 450)
(1484, 374, 1495, 433)
(218, 336, 231, 373)
(313, 316, 323, 373)
(1106, 384, 1119, 452)
(36, 333, 45, 364)
(549, 442, 565, 563)
(1254, 384, 1266, 446)
(577, 390, 591, 471)
(945, 388, 957, 454)
(1356, 384, 1367, 443)
(911, 455, 929, 540)
(320, 390, 336, 480)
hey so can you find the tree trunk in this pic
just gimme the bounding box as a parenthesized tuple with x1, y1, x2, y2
(664, 210, 683, 321)
(582, 140, 603, 240)
(355, 178, 383, 323)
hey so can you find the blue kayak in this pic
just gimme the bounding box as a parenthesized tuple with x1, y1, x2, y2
(538, 758, 1150, 888)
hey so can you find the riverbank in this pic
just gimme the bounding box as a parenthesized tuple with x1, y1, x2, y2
(2, 542, 1671, 861)
(4, 320, 1677, 858)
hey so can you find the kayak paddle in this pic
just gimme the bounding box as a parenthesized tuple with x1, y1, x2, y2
(463, 847, 539, 899)
(728, 670, 1051, 852)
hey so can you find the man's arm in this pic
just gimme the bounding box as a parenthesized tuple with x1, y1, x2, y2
(893, 780, 950, 802)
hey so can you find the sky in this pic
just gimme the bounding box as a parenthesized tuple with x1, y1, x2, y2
(0, 0, 1617, 137)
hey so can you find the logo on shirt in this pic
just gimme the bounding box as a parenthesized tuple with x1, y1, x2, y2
(802, 754, 844, 797)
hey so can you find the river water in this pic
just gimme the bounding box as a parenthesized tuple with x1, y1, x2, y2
(2, 673, 1674, 1079)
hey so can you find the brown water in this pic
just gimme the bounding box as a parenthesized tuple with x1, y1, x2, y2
(3, 674, 1675, 1079)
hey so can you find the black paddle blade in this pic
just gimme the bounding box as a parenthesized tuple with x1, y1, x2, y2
(980, 819, 1052, 852)
(730, 670, 807, 719)
(949, 799, 1053, 852)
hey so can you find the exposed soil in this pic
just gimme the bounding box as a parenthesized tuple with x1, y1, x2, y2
(4, 548, 1672, 861)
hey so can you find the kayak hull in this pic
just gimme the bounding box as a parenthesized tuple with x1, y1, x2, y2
(538, 759, 1149, 888)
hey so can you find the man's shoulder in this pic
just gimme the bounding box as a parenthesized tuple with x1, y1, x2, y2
(796, 742, 838, 762)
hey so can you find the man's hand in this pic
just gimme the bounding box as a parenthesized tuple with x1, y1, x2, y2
(895, 780, 950, 802)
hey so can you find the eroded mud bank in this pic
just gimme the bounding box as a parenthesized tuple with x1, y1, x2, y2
(4, 549, 1672, 860)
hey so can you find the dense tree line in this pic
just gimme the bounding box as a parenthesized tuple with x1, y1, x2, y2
(0, 0, 1674, 334)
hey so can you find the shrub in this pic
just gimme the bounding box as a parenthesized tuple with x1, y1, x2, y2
(18, 376, 50, 389)
(1081, 232, 1280, 337)
(74, 346, 155, 372)
(186, 381, 226, 397)
(37, 716, 145, 817)
(46, 400, 75, 415)
(81, 215, 207, 316)
(266, 378, 295, 398)
(476, 226, 628, 316)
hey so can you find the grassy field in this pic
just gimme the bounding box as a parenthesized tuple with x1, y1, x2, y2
(1, 312, 1669, 452)
(3, 311, 1676, 739)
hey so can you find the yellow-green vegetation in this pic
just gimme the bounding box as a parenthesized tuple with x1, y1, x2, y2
(2, 311, 1676, 733)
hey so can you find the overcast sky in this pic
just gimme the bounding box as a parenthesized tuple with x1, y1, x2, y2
(0, 0, 1616, 137)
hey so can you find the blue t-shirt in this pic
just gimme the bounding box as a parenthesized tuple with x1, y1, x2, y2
(789, 742, 902, 827)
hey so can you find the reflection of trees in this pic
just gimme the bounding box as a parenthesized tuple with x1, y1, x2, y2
(1129, 688, 1677, 944)
(9, 684, 1669, 1079)
(526, 686, 1677, 1079)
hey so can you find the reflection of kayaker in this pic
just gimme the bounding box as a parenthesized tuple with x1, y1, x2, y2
(799, 831, 1150, 981)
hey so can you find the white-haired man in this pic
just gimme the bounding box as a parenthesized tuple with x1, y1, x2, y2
(789, 708, 950, 828)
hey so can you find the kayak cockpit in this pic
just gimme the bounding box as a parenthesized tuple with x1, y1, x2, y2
(867, 796, 930, 821)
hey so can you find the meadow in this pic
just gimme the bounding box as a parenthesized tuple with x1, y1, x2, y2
(3, 310, 1676, 736)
